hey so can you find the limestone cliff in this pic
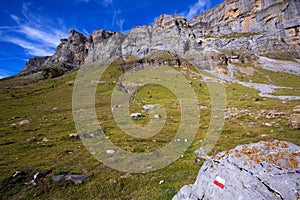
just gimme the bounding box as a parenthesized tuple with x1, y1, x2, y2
(22, 0, 300, 73)
(22, 29, 124, 72)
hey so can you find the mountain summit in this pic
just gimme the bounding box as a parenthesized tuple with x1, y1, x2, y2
(22, 0, 300, 73)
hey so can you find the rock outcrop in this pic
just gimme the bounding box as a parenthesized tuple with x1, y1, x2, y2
(22, 29, 125, 72)
(44, 30, 87, 69)
(21, 0, 300, 73)
(173, 140, 300, 200)
(189, 0, 300, 36)
(22, 56, 49, 72)
(189, 0, 300, 56)
(52, 174, 88, 185)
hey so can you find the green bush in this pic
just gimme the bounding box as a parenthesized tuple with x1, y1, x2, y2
(42, 66, 67, 79)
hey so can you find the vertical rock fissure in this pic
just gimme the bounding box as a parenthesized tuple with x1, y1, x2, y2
(226, 158, 284, 199)
(261, 181, 284, 200)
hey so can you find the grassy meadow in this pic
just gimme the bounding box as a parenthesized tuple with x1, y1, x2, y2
(0, 58, 299, 199)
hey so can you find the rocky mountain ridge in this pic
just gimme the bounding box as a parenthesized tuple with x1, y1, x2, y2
(22, 0, 300, 73)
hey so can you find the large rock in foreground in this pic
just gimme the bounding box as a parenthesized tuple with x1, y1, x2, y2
(173, 140, 300, 200)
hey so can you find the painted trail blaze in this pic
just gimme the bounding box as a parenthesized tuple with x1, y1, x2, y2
(214, 176, 225, 189)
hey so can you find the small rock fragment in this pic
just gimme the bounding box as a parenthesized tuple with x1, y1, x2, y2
(106, 149, 116, 154)
(11, 116, 20, 120)
(154, 114, 161, 119)
(131, 113, 142, 118)
(34, 172, 46, 180)
(66, 81, 75, 86)
(12, 171, 24, 178)
(265, 122, 273, 127)
(18, 120, 30, 125)
(200, 105, 207, 109)
(143, 105, 154, 110)
(69, 133, 80, 139)
(248, 122, 258, 127)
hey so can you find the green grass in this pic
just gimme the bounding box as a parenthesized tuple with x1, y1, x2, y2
(220, 32, 261, 39)
(144, 51, 176, 60)
(200, 32, 260, 39)
(234, 62, 300, 89)
(260, 53, 299, 62)
(0, 58, 299, 199)
(273, 88, 300, 96)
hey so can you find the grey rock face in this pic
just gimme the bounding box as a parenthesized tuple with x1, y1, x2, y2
(121, 25, 152, 58)
(22, 29, 122, 73)
(22, 0, 300, 73)
(22, 56, 49, 73)
(85, 32, 126, 65)
(43, 30, 87, 69)
(121, 14, 197, 59)
(173, 140, 300, 200)
(189, 0, 300, 37)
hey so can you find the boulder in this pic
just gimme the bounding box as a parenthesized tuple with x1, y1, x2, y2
(52, 174, 88, 185)
(173, 140, 300, 200)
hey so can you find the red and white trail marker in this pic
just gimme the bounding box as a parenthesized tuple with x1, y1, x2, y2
(213, 176, 225, 189)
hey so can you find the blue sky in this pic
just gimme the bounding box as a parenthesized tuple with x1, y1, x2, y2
(0, 0, 223, 78)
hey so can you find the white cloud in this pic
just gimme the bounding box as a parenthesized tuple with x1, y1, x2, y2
(21, 2, 32, 21)
(103, 0, 113, 6)
(0, 2, 68, 57)
(18, 25, 65, 48)
(4, 37, 54, 56)
(185, 0, 209, 20)
(110, 9, 124, 30)
(82, 28, 90, 36)
(10, 14, 21, 23)
(116, 19, 125, 31)
(0, 70, 12, 79)
(112, 9, 121, 24)
(0, 74, 8, 79)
